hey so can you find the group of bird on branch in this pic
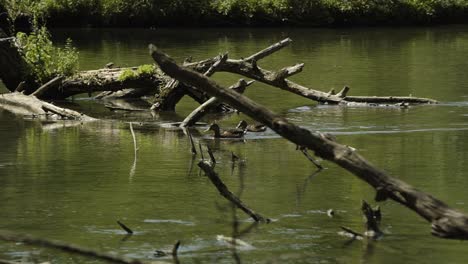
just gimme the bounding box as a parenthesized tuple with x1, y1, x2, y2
(204, 120, 267, 139)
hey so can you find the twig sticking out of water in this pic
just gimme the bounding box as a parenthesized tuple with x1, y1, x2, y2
(299, 146, 323, 170)
(187, 130, 197, 155)
(129, 122, 138, 180)
(231, 152, 239, 162)
(198, 142, 204, 160)
(207, 146, 216, 164)
(117, 221, 133, 235)
(171, 240, 181, 256)
(340, 226, 363, 239)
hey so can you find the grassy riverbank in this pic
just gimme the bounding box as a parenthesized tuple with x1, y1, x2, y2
(1, 0, 468, 27)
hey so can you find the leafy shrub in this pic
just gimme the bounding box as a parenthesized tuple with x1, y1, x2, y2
(16, 27, 79, 84)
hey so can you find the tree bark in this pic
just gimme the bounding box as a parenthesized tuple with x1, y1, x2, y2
(150, 45, 468, 240)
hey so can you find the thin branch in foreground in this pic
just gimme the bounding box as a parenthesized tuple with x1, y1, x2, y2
(0, 230, 164, 264)
(198, 161, 268, 222)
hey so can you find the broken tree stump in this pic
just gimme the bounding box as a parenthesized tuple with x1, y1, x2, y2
(150, 45, 468, 240)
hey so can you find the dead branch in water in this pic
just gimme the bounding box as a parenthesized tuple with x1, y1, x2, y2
(0, 230, 167, 264)
(198, 160, 268, 222)
(185, 38, 437, 106)
(150, 46, 468, 239)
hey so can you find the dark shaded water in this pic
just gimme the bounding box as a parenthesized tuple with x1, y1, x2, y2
(1, 27, 468, 263)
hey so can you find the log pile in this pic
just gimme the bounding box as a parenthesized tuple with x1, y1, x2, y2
(150, 45, 468, 240)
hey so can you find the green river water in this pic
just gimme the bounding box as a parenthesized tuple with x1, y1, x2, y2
(1, 26, 468, 263)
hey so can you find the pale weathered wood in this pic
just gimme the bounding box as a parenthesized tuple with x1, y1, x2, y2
(150, 46, 468, 239)
(0, 92, 95, 121)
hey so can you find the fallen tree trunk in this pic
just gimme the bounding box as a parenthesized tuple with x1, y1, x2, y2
(185, 38, 437, 106)
(0, 92, 95, 121)
(150, 45, 468, 239)
(58, 67, 169, 99)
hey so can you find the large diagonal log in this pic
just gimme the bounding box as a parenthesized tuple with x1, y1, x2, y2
(150, 45, 468, 239)
(185, 38, 437, 105)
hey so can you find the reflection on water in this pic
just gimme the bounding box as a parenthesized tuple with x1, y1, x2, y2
(2, 27, 468, 263)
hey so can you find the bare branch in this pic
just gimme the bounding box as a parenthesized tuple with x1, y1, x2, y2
(198, 161, 268, 222)
(0, 230, 165, 264)
(244, 38, 292, 62)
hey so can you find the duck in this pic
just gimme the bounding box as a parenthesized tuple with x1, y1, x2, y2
(204, 123, 246, 138)
(236, 120, 267, 132)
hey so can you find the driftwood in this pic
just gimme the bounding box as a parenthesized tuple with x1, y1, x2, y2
(150, 46, 468, 239)
(0, 92, 95, 121)
(198, 160, 267, 222)
(185, 38, 437, 106)
(179, 79, 254, 128)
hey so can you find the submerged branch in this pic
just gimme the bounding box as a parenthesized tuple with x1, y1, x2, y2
(198, 160, 267, 222)
(0, 230, 166, 264)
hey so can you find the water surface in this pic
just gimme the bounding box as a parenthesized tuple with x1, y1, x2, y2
(1, 27, 468, 263)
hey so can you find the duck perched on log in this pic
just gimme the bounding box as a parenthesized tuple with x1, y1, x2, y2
(205, 123, 246, 138)
(236, 120, 267, 132)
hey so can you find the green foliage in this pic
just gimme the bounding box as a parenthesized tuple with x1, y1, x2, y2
(118, 64, 156, 82)
(2, 0, 468, 26)
(16, 27, 79, 84)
